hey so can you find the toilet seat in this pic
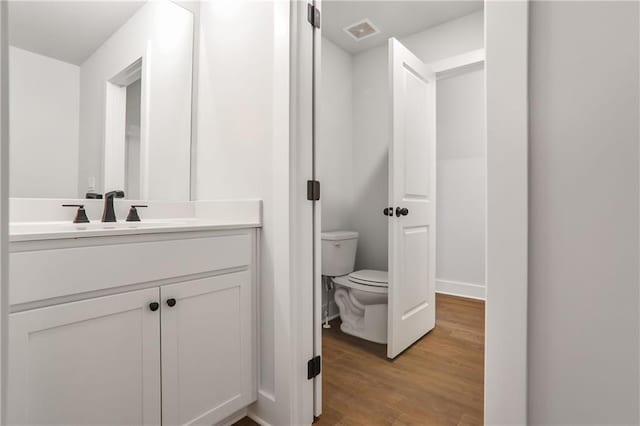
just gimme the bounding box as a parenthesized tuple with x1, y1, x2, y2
(332, 269, 388, 294)
(348, 269, 388, 287)
(333, 275, 388, 294)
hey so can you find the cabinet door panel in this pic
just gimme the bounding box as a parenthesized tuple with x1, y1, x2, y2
(161, 271, 254, 426)
(8, 288, 161, 426)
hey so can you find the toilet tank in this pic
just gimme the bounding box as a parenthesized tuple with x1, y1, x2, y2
(321, 231, 359, 276)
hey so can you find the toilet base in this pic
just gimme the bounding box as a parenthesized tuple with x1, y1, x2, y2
(334, 287, 388, 344)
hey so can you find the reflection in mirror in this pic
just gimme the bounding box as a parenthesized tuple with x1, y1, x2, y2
(126, 78, 142, 200)
(104, 58, 143, 200)
(8, 0, 194, 201)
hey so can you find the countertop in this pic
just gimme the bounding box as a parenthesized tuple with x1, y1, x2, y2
(10, 218, 261, 242)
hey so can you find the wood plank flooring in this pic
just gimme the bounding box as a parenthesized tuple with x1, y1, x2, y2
(234, 294, 485, 426)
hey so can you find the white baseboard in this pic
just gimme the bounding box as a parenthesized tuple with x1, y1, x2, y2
(436, 279, 486, 300)
(247, 411, 272, 426)
(217, 408, 247, 426)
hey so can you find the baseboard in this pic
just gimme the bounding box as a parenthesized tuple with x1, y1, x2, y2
(217, 408, 247, 426)
(247, 411, 272, 426)
(436, 279, 486, 300)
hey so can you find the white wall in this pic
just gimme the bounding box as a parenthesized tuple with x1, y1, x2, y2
(528, 2, 639, 423)
(401, 11, 484, 64)
(1, 5, 11, 421)
(351, 10, 484, 272)
(9, 46, 79, 198)
(319, 37, 353, 233)
(351, 44, 389, 271)
(79, 0, 193, 200)
(319, 36, 353, 319)
(436, 67, 485, 298)
(195, 1, 293, 424)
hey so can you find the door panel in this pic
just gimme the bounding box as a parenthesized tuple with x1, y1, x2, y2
(388, 38, 437, 359)
(403, 67, 432, 199)
(161, 271, 253, 426)
(8, 288, 161, 425)
(400, 226, 430, 318)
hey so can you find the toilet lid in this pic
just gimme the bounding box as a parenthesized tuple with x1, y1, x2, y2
(348, 269, 388, 287)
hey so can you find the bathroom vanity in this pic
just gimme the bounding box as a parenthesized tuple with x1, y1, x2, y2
(7, 209, 260, 426)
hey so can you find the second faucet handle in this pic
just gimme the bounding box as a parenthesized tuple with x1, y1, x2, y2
(62, 204, 90, 224)
(126, 205, 148, 222)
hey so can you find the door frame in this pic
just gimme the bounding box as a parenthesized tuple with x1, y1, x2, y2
(484, 2, 528, 423)
(0, 2, 8, 423)
(292, 1, 529, 425)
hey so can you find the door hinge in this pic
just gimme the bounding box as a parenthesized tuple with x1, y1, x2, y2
(307, 180, 320, 201)
(307, 3, 320, 29)
(307, 355, 321, 379)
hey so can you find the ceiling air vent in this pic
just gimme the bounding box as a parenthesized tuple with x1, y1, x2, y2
(343, 19, 380, 41)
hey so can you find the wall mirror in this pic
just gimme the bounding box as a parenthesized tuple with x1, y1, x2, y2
(8, 0, 194, 201)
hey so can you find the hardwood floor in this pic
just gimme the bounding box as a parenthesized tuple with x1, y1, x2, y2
(232, 417, 261, 426)
(234, 294, 485, 426)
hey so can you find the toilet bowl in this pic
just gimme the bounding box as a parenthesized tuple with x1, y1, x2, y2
(321, 231, 389, 344)
(332, 269, 388, 344)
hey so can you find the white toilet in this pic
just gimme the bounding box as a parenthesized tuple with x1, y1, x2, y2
(321, 231, 388, 344)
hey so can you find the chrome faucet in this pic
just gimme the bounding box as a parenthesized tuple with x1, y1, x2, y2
(102, 190, 125, 222)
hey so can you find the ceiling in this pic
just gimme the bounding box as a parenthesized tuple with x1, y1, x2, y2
(8, 1, 145, 65)
(322, 0, 483, 54)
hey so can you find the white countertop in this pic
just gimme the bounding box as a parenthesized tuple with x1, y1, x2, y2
(10, 218, 261, 242)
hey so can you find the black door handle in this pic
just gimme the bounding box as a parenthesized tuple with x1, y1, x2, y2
(149, 302, 159, 312)
(396, 207, 409, 217)
(383, 207, 394, 217)
(167, 298, 177, 307)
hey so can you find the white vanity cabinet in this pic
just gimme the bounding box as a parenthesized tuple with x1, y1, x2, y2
(8, 227, 258, 426)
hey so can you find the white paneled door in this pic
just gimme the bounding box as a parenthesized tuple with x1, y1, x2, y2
(387, 38, 437, 359)
(160, 271, 254, 426)
(8, 288, 162, 425)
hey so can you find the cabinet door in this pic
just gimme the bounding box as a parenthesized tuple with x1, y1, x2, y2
(8, 288, 161, 426)
(161, 271, 254, 426)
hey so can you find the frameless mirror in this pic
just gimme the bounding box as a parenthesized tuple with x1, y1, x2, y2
(8, 0, 194, 200)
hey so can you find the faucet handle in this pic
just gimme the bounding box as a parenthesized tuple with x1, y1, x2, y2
(104, 190, 125, 199)
(62, 204, 90, 224)
(126, 205, 148, 222)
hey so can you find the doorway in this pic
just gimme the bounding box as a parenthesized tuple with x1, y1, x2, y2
(315, 2, 487, 422)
